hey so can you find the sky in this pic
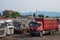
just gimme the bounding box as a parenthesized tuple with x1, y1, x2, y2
(0, 0, 60, 16)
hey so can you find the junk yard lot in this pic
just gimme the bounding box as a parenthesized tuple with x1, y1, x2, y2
(0, 31, 60, 40)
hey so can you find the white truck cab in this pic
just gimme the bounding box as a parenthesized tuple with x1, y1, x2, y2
(5, 19, 14, 35)
(0, 20, 6, 37)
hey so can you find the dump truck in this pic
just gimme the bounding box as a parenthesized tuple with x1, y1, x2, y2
(13, 21, 28, 34)
(5, 19, 14, 35)
(0, 20, 6, 37)
(29, 18, 58, 36)
(13, 21, 21, 34)
(0, 18, 14, 37)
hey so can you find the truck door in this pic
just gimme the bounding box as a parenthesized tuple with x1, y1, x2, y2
(36, 22, 43, 31)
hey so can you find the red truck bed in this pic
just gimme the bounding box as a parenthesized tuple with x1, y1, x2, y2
(35, 18, 58, 31)
(44, 18, 58, 30)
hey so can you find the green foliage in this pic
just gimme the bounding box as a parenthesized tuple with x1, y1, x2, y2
(33, 13, 35, 17)
(0, 13, 1, 16)
(12, 12, 20, 18)
(3, 11, 9, 17)
(2, 10, 21, 18)
(38, 14, 44, 18)
(46, 16, 49, 18)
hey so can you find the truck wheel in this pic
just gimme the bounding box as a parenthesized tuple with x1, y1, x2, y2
(30, 33, 34, 37)
(50, 30, 54, 35)
(39, 32, 43, 37)
(52, 29, 55, 35)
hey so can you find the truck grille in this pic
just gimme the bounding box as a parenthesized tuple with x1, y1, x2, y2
(0, 30, 5, 35)
(10, 29, 12, 34)
(9, 28, 13, 34)
(9, 27, 13, 29)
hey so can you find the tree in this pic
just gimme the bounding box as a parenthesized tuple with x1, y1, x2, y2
(38, 14, 44, 18)
(46, 16, 49, 18)
(0, 13, 1, 16)
(33, 13, 35, 17)
(0, 13, 1, 17)
(12, 12, 20, 18)
(2, 10, 21, 18)
(3, 10, 11, 18)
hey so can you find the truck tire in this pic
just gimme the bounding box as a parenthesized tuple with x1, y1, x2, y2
(39, 32, 43, 37)
(52, 29, 56, 35)
(30, 33, 34, 37)
(50, 30, 54, 35)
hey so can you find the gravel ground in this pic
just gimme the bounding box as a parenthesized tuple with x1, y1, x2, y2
(0, 31, 60, 40)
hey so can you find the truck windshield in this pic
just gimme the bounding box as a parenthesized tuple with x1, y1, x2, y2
(29, 22, 37, 27)
(13, 21, 21, 29)
(0, 23, 5, 29)
(6, 22, 13, 26)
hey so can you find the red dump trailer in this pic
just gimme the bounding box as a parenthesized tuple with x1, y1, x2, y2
(29, 18, 58, 36)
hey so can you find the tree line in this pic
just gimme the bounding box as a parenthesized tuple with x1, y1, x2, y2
(0, 10, 50, 18)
